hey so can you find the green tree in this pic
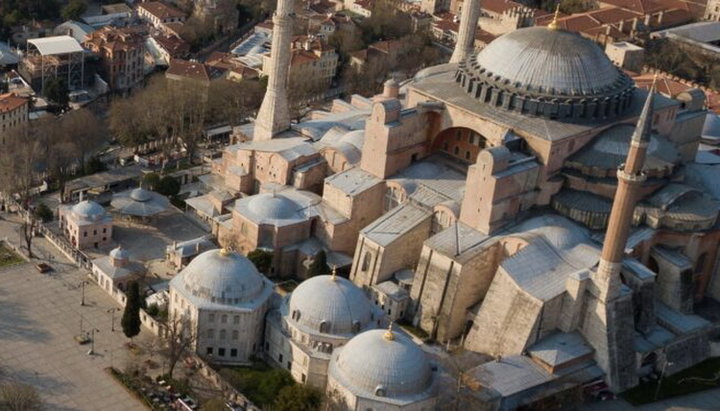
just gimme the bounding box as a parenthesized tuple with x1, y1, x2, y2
(200, 397, 228, 411)
(43, 78, 69, 107)
(157, 176, 180, 197)
(247, 249, 272, 274)
(33, 203, 53, 222)
(84, 156, 106, 175)
(307, 250, 330, 277)
(142, 172, 161, 190)
(121, 281, 142, 340)
(61, 0, 87, 20)
(273, 383, 323, 411)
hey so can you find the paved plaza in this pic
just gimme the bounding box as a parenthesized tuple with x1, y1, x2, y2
(0, 219, 149, 411)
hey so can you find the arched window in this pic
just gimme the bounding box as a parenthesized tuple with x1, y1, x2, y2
(219, 329, 226, 340)
(352, 321, 361, 334)
(232, 330, 239, 340)
(361, 252, 372, 271)
(319, 321, 330, 333)
(207, 329, 214, 339)
(374, 385, 386, 397)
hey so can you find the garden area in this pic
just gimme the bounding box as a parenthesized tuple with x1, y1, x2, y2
(107, 367, 196, 410)
(622, 357, 720, 405)
(218, 359, 323, 410)
(0, 242, 25, 267)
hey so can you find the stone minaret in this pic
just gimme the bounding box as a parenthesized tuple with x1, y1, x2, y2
(595, 80, 655, 302)
(254, 0, 293, 141)
(449, 0, 481, 63)
(582, 81, 656, 393)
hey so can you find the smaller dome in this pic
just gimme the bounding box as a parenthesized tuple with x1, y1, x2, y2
(178, 249, 266, 305)
(247, 193, 298, 220)
(330, 329, 434, 399)
(109, 246, 129, 260)
(72, 200, 104, 219)
(130, 188, 152, 202)
(288, 275, 376, 336)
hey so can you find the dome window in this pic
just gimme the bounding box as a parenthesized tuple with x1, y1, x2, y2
(352, 321, 361, 334)
(375, 385, 386, 397)
(292, 310, 301, 321)
(320, 320, 330, 333)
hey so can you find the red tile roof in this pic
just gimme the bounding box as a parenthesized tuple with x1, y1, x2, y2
(138, 1, 185, 20)
(166, 59, 222, 82)
(0, 92, 28, 113)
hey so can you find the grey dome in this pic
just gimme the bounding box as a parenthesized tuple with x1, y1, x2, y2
(178, 249, 266, 305)
(130, 187, 152, 202)
(455, 27, 635, 121)
(247, 194, 297, 220)
(330, 329, 434, 399)
(72, 200, 104, 219)
(288, 275, 376, 336)
(109, 246, 129, 260)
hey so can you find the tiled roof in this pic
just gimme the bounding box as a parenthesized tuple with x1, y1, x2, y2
(0, 92, 28, 113)
(152, 34, 190, 57)
(167, 58, 222, 82)
(138, 1, 185, 19)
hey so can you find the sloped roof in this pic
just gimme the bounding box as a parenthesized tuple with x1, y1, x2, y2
(28, 36, 83, 55)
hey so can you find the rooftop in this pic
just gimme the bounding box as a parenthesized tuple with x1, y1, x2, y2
(28, 36, 83, 56)
(0, 92, 28, 113)
(138, 1, 186, 19)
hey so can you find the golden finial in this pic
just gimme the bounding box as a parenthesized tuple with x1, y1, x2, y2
(651, 73, 659, 91)
(218, 247, 230, 257)
(331, 264, 337, 281)
(548, 4, 561, 31)
(383, 322, 395, 341)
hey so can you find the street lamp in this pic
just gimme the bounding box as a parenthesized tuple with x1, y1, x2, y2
(87, 328, 100, 356)
(80, 280, 86, 306)
(654, 360, 674, 401)
(107, 307, 118, 331)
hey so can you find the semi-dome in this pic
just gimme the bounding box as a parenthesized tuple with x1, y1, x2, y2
(72, 200, 104, 219)
(177, 249, 266, 305)
(288, 275, 376, 336)
(455, 27, 635, 121)
(329, 328, 434, 400)
(247, 193, 298, 220)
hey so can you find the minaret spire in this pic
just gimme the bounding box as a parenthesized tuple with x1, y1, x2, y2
(254, 0, 293, 141)
(450, 0, 481, 64)
(595, 80, 656, 301)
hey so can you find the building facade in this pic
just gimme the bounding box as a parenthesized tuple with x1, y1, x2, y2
(84, 27, 145, 91)
(58, 200, 113, 249)
(0, 92, 29, 144)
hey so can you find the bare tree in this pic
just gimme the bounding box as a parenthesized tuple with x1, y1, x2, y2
(162, 313, 195, 378)
(61, 108, 107, 173)
(0, 381, 43, 411)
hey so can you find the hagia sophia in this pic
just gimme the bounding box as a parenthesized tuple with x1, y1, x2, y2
(174, 0, 720, 408)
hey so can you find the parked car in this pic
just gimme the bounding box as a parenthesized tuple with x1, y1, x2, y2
(35, 263, 52, 273)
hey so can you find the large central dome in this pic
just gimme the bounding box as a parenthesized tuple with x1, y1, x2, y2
(455, 27, 635, 121)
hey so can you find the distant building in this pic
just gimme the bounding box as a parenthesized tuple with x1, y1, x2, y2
(165, 58, 225, 84)
(605, 41, 644, 72)
(137, 1, 186, 29)
(0, 92, 29, 144)
(54, 20, 95, 43)
(194, 0, 239, 35)
(261, 36, 337, 96)
(58, 200, 113, 249)
(19, 36, 96, 94)
(84, 27, 145, 91)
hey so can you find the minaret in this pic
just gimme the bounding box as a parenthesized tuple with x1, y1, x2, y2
(582, 80, 656, 393)
(254, 0, 293, 141)
(449, 0, 481, 63)
(595, 79, 656, 301)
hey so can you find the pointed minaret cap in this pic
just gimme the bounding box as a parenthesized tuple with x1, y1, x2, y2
(548, 4, 561, 30)
(383, 322, 395, 341)
(218, 247, 231, 257)
(331, 264, 337, 281)
(631, 74, 657, 146)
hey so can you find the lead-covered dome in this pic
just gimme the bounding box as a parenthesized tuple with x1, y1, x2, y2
(175, 249, 267, 305)
(329, 329, 434, 400)
(247, 193, 298, 220)
(287, 275, 377, 336)
(455, 27, 635, 121)
(72, 200, 105, 220)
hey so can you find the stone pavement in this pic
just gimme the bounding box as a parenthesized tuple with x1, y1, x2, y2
(581, 388, 720, 410)
(0, 217, 149, 411)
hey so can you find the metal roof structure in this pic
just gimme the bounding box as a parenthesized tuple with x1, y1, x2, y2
(27, 36, 84, 55)
(111, 187, 169, 217)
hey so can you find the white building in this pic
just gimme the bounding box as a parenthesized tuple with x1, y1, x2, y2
(264, 273, 383, 387)
(168, 248, 274, 364)
(92, 246, 145, 293)
(327, 327, 438, 410)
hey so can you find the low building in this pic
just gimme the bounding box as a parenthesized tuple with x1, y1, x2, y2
(605, 41, 644, 72)
(165, 58, 225, 84)
(264, 274, 382, 387)
(58, 200, 113, 249)
(138, 1, 186, 29)
(0, 92, 29, 144)
(84, 26, 145, 91)
(168, 248, 274, 364)
(369, 280, 410, 322)
(166, 236, 215, 269)
(54, 20, 95, 43)
(92, 246, 145, 293)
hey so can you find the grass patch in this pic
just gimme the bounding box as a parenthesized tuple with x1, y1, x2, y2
(0, 242, 24, 267)
(218, 359, 294, 407)
(622, 357, 720, 405)
(398, 320, 429, 341)
(169, 196, 185, 209)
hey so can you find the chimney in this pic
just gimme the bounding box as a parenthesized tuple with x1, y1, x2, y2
(383, 78, 400, 99)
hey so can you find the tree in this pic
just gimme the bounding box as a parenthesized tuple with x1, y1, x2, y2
(157, 176, 180, 197)
(307, 250, 330, 277)
(61, 108, 106, 173)
(43, 78, 69, 107)
(142, 173, 161, 191)
(61, 0, 87, 20)
(162, 312, 195, 378)
(247, 249, 272, 274)
(0, 381, 42, 411)
(34, 203, 53, 223)
(121, 281, 142, 340)
(200, 397, 228, 411)
(273, 384, 323, 411)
